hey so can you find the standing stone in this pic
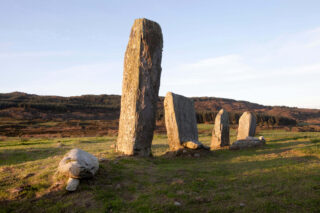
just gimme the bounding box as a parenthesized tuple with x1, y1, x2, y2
(164, 92, 205, 151)
(237, 111, 256, 140)
(116, 18, 163, 156)
(211, 109, 230, 149)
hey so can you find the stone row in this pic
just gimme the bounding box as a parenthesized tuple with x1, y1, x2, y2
(58, 18, 266, 192)
(116, 18, 265, 156)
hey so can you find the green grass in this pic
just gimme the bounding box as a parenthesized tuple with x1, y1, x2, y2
(37, 122, 59, 127)
(0, 125, 320, 212)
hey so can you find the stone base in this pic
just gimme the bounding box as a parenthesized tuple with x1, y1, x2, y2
(163, 147, 211, 158)
(210, 136, 230, 150)
(182, 141, 209, 150)
(230, 136, 266, 150)
(210, 136, 219, 150)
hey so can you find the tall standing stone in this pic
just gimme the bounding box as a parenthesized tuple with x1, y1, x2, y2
(164, 92, 202, 151)
(116, 18, 163, 156)
(237, 111, 256, 140)
(211, 109, 230, 149)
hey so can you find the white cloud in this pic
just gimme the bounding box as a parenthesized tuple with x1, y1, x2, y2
(162, 54, 254, 86)
(160, 27, 320, 108)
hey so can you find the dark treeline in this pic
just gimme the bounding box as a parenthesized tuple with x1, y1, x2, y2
(194, 111, 297, 126)
(156, 110, 297, 126)
(0, 102, 118, 112)
(0, 92, 120, 111)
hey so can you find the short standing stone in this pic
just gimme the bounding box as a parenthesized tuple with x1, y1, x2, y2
(211, 109, 230, 149)
(117, 18, 163, 156)
(164, 92, 205, 151)
(237, 111, 256, 140)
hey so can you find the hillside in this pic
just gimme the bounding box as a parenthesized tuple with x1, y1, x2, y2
(191, 97, 320, 124)
(0, 92, 319, 137)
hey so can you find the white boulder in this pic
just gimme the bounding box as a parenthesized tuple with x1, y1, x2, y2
(58, 148, 99, 191)
(66, 178, 80, 191)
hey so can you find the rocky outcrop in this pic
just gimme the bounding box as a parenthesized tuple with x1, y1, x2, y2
(211, 109, 229, 149)
(117, 18, 163, 156)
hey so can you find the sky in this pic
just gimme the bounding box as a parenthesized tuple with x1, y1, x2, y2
(0, 0, 320, 109)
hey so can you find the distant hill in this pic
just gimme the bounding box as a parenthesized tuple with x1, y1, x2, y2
(190, 97, 320, 125)
(0, 92, 319, 137)
(0, 92, 319, 124)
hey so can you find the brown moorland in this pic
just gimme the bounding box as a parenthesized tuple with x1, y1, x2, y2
(0, 92, 319, 138)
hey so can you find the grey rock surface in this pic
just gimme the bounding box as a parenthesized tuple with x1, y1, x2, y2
(174, 201, 181, 206)
(117, 18, 163, 156)
(237, 111, 257, 140)
(182, 141, 202, 149)
(164, 92, 206, 151)
(259, 136, 265, 142)
(66, 178, 80, 192)
(211, 109, 230, 149)
(58, 148, 99, 179)
(230, 136, 266, 150)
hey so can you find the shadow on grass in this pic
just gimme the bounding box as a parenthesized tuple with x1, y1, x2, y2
(223, 155, 319, 173)
(0, 147, 67, 166)
(268, 136, 310, 143)
(0, 184, 92, 213)
(1, 150, 320, 212)
(78, 140, 106, 144)
(0, 141, 54, 148)
(158, 140, 314, 161)
(218, 140, 313, 159)
(269, 141, 314, 153)
(152, 144, 169, 149)
(1, 132, 320, 212)
(0, 159, 125, 212)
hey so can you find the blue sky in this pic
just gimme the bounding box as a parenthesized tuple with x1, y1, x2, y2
(0, 0, 320, 108)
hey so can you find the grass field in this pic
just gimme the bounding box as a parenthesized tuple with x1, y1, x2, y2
(0, 124, 320, 212)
